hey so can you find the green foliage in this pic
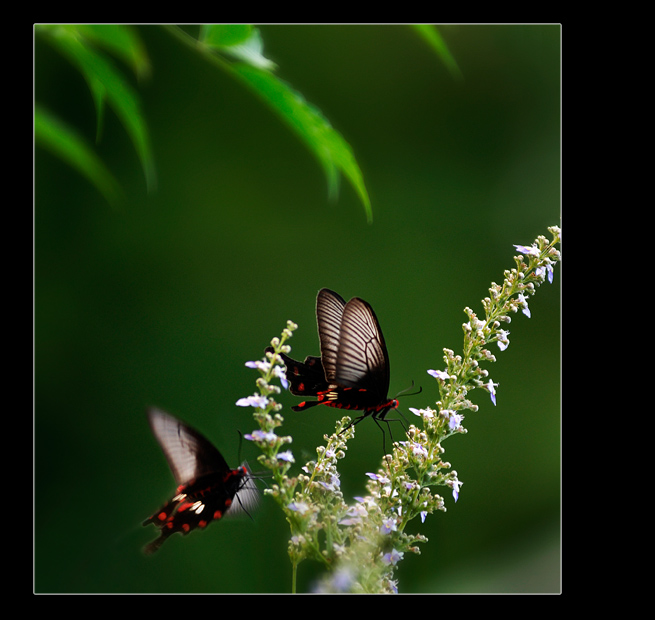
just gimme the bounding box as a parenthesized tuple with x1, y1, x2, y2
(412, 24, 463, 80)
(34, 105, 122, 205)
(35, 24, 457, 221)
(35, 25, 156, 196)
(167, 24, 372, 222)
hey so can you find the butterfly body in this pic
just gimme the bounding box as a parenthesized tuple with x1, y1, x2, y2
(271, 288, 398, 428)
(311, 388, 399, 414)
(143, 408, 258, 554)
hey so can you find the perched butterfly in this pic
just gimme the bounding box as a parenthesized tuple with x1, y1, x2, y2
(268, 288, 399, 431)
(143, 408, 258, 554)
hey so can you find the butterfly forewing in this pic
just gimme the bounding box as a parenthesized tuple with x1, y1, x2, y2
(147, 408, 230, 484)
(316, 288, 346, 382)
(334, 298, 390, 399)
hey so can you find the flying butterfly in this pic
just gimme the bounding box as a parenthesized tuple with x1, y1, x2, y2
(142, 408, 258, 554)
(268, 288, 401, 431)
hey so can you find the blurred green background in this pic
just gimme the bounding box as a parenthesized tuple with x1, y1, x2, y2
(35, 24, 560, 593)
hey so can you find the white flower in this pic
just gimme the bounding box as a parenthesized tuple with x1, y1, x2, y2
(380, 517, 397, 535)
(236, 393, 270, 408)
(381, 549, 404, 565)
(428, 369, 450, 381)
(449, 478, 463, 502)
(288, 501, 310, 515)
(496, 329, 510, 351)
(272, 364, 289, 389)
(244, 429, 277, 444)
(409, 407, 435, 420)
(517, 293, 531, 318)
(446, 411, 464, 431)
(486, 379, 497, 405)
(245, 359, 288, 389)
(514, 243, 540, 257)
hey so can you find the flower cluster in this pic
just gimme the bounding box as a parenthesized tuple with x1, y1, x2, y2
(236, 226, 560, 592)
(236, 323, 296, 478)
(431, 226, 560, 416)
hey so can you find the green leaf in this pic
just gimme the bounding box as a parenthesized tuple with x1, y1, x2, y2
(165, 25, 371, 221)
(74, 24, 151, 78)
(199, 24, 253, 48)
(412, 25, 463, 81)
(231, 63, 372, 222)
(219, 28, 278, 71)
(35, 105, 122, 205)
(39, 26, 156, 192)
(201, 25, 276, 71)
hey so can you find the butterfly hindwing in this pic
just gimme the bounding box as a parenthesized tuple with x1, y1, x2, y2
(266, 347, 328, 398)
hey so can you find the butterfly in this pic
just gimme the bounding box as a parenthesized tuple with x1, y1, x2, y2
(143, 408, 258, 554)
(268, 288, 399, 431)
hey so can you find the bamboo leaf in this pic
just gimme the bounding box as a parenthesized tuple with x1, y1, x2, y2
(199, 24, 253, 48)
(232, 63, 371, 222)
(412, 25, 463, 81)
(165, 25, 371, 221)
(39, 26, 156, 191)
(74, 24, 151, 79)
(35, 105, 122, 205)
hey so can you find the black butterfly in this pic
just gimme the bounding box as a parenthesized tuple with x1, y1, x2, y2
(268, 288, 399, 431)
(143, 408, 258, 554)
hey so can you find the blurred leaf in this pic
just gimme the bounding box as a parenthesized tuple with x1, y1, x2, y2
(214, 28, 277, 71)
(412, 25, 463, 81)
(199, 24, 253, 48)
(35, 105, 122, 205)
(37, 26, 156, 192)
(74, 24, 151, 79)
(232, 63, 371, 222)
(166, 25, 371, 221)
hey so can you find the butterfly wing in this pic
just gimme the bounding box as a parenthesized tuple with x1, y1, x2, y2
(144, 409, 258, 553)
(266, 347, 328, 397)
(317, 289, 390, 401)
(147, 408, 230, 485)
(227, 462, 260, 518)
(316, 288, 347, 382)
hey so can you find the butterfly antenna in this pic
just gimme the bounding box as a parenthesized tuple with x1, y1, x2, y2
(394, 380, 423, 399)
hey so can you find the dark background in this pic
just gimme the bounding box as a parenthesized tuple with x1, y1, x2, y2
(35, 24, 560, 593)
